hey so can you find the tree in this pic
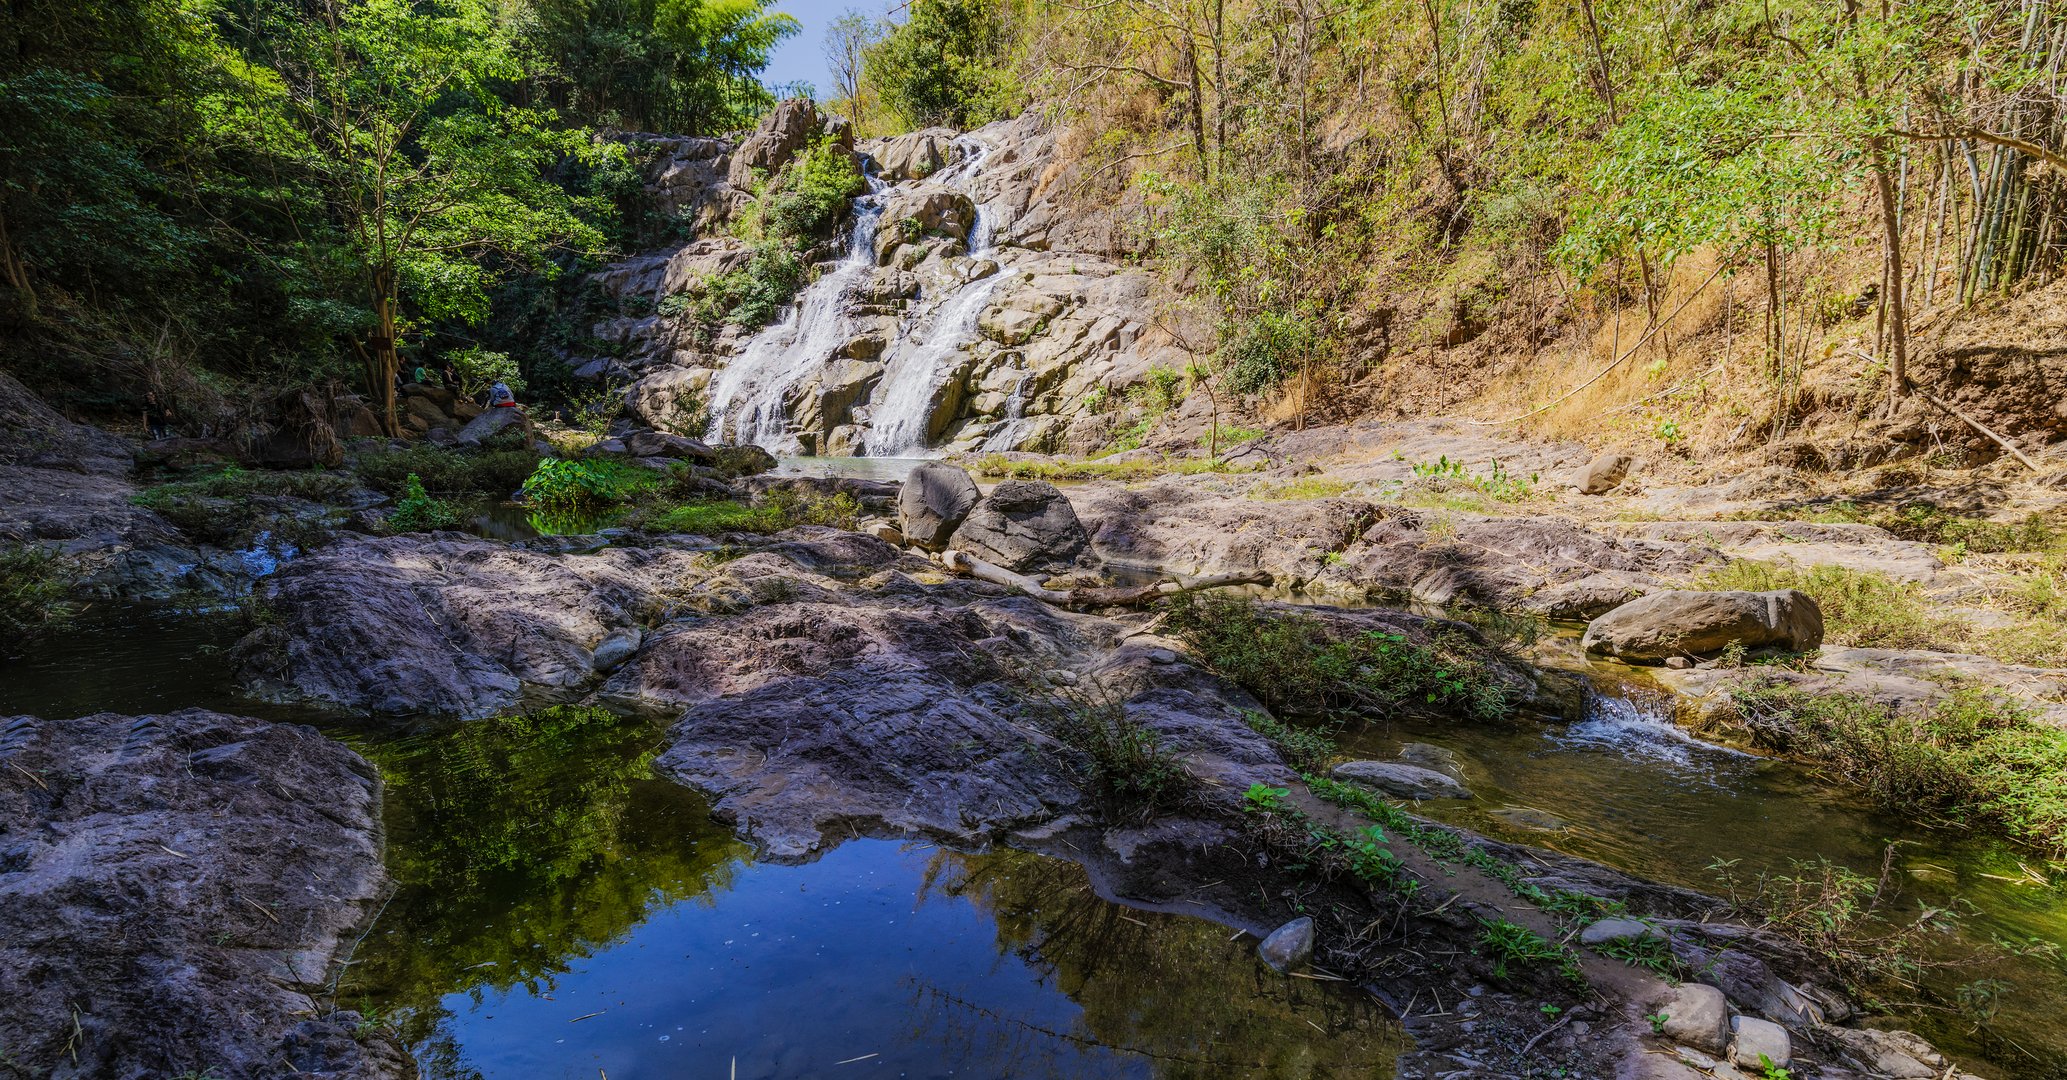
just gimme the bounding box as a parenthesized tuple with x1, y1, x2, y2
(519, 0, 799, 134)
(823, 10, 884, 132)
(264, 0, 606, 434)
(865, 0, 1016, 130)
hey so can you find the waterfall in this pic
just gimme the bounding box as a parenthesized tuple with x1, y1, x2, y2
(702, 173, 888, 453)
(861, 136, 1006, 456)
(978, 368, 1033, 452)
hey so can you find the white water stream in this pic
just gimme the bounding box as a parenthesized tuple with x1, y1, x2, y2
(704, 135, 1006, 457)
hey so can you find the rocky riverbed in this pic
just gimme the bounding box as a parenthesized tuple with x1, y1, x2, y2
(6, 391, 2062, 1078)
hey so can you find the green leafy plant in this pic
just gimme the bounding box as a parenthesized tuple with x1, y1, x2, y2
(0, 545, 80, 655)
(387, 473, 461, 532)
(520, 457, 660, 511)
(1645, 1012, 1669, 1034)
(1476, 917, 1573, 981)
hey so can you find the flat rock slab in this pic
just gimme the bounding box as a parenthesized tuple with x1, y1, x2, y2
(0, 710, 405, 1080)
(1331, 759, 1472, 800)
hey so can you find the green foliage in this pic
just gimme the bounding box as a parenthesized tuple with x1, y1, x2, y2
(518, 0, 798, 134)
(1476, 918, 1572, 982)
(970, 453, 1257, 482)
(1140, 365, 1187, 410)
(629, 486, 861, 535)
(1043, 693, 1189, 822)
(1408, 456, 1538, 502)
(1165, 594, 1515, 723)
(520, 457, 662, 511)
(1241, 782, 1414, 893)
(446, 345, 521, 397)
(355, 445, 540, 497)
(673, 241, 809, 332)
(387, 474, 461, 532)
(866, 0, 1018, 129)
(1728, 681, 2067, 855)
(130, 465, 358, 546)
(738, 137, 865, 244)
(1239, 710, 1339, 774)
(0, 545, 80, 656)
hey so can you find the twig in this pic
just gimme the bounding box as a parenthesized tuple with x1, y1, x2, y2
(570, 1011, 605, 1022)
(8, 761, 48, 790)
(1517, 1014, 1574, 1057)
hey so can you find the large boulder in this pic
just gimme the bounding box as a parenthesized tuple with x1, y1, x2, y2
(1582, 589, 1824, 663)
(896, 461, 982, 551)
(866, 127, 958, 182)
(0, 710, 407, 1079)
(455, 405, 529, 447)
(1573, 451, 1632, 494)
(875, 185, 976, 262)
(951, 479, 1088, 571)
(727, 97, 831, 187)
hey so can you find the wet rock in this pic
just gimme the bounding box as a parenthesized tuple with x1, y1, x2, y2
(1490, 806, 1570, 831)
(0, 710, 405, 1080)
(1582, 589, 1823, 663)
(1579, 918, 1662, 946)
(591, 626, 643, 672)
(1396, 742, 1468, 780)
(951, 479, 1089, 571)
(1258, 916, 1316, 973)
(1728, 1015, 1790, 1069)
(1651, 983, 1730, 1055)
(1664, 655, 1693, 669)
(1575, 452, 1632, 494)
(1331, 759, 1472, 800)
(897, 461, 981, 551)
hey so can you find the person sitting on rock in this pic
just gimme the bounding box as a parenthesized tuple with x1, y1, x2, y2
(142, 390, 172, 439)
(487, 381, 519, 409)
(409, 363, 433, 386)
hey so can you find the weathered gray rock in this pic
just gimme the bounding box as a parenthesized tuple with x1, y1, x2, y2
(0, 710, 406, 1080)
(1652, 983, 1730, 1055)
(1728, 1015, 1791, 1069)
(1331, 759, 1471, 800)
(728, 97, 842, 187)
(624, 429, 713, 460)
(1822, 1028, 1945, 1078)
(896, 461, 982, 551)
(1582, 589, 1824, 663)
(1575, 452, 1633, 494)
(455, 405, 528, 446)
(875, 186, 976, 262)
(866, 127, 957, 181)
(1258, 916, 1316, 973)
(1579, 917, 1662, 946)
(951, 479, 1088, 571)
(236, 535, 712, 718)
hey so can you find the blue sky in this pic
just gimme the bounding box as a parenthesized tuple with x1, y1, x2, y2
(762, 0, 894, 98)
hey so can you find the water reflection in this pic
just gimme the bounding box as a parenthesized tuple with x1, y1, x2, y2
(342, 708, 1403, 1079)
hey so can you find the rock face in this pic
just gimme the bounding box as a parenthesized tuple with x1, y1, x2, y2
(0, 710, 405, 1080)
(896, 461, 982, 551)
(865, 127, 957, 181)
(1331, 760, 1471, 800)
(237, 535, 714, 718)
(1575, 452, 1632, 494)
(1582, 589, 1824, 662)
(950, 479, 1089, 571)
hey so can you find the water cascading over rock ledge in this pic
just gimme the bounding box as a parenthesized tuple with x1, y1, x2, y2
(587, 103, 1194, 458)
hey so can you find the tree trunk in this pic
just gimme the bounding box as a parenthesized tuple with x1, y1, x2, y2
(0, 208, 36, 325)
(1868, 136, 1910, 400)
(368, 265, 402, 436)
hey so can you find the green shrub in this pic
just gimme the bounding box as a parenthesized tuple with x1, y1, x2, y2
(628, 488, 861, 536)
(1165, 594, 1515, 722)
(750, 137, 864, 243)
(130, 466, 358, 545)
(1729, 681, 2067, 855)
(1239, 709, 1339, 773)
(0, 545, 80, 655)
(1698, 561, 1956, 651)
(387, 474, 461, 532)
(355, 446, 540, 498)
(662, 241, 809, 334)
(520, 458, 661, 511)
(1044, 694, 1189, 822)
(1221, 308, 1318, 395)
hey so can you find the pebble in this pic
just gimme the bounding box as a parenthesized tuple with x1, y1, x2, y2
(1257, 916, 1315, 972)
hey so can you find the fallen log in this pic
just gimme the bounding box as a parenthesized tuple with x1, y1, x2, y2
(938, 549, 1272, 609)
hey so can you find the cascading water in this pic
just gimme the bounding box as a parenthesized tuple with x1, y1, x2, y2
(702, 172, 889, 453)
(977, 368, 1033, 452)
(861, 136, 1007, 456)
